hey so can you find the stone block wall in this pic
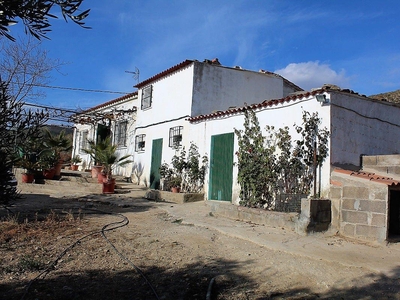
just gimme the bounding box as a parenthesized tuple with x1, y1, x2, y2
(330, 172, 388, 243)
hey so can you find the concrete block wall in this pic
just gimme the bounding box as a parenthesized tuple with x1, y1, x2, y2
(362, 154, 400, 178)
(330, 171, 388, 243)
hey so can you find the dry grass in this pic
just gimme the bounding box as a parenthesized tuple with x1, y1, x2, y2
(0, 210, 87, 276)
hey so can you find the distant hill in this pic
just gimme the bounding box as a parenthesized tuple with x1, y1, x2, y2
(45, 125, 73, 137)
(369, 90, 400, 104)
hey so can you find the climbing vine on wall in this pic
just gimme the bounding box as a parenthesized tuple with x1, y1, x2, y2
(234, 109, 277, 209)
(235, 109, 329, 209)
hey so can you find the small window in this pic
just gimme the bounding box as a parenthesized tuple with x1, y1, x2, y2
(115, 121, 128, 147)
(80, 131, 89, 152)
(169, 126, 183, 148)
(141, 85, 153, 110)
(135, 134, 146, 152)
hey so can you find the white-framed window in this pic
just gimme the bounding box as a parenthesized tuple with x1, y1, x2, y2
(169, 126, 183, 148)
(135, 134, 146, 152)
(141, 85, 153, 110)
(80, 131, 89, 152)
(115, 121, 128, 147)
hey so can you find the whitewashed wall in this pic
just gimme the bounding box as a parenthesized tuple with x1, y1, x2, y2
(330, 93, 400, 168)
(189, 94, 331, 204)
(135, 65, 194, 129)
(134, 64, 195, 185)
(191, 62, 288, 116)
(135, 62, 303, 186)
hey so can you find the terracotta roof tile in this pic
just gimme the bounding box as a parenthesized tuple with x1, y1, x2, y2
(135, 60, 195, 88)
(188, 89, 325, 122)
(334, 168, 400, 186)
(83, 91, 138, 113)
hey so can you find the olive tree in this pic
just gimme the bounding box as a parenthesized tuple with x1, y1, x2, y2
(0, 81, 48, 204)
(0, 0, 90, 41)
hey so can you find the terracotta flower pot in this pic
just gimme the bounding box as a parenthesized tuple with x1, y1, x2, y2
(54, 159, 63, 179)
(91, 165, 103, 179)
(98, 172, 107, 183)
(171, 187, 181, 193)
(71, 165, 79, 171)
(21, 173, 34, 183)
(43, 168, 55, 179)
(102, 178, 116, 194)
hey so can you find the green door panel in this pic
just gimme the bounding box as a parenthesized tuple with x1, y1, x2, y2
(150, 138, 163, 189)
(208, 132, 234, 201)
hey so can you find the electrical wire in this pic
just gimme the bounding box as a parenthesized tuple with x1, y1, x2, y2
(20, 207, 160, 300)
(13, 83, 131, 95)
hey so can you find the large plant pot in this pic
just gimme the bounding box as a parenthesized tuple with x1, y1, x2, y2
(21, 173, 34, 183)
(91, 165, 103, 179)
(102, 178, 116, 194)
(43, 168, 55, 179)
(71, 165, 79, 171)
(98, 172, 107, 183)
(54, 160, 63, 179)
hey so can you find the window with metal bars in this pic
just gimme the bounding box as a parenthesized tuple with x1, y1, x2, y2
(141, 85, 152, 110)
(169, 126, 183, 148)
(115, 121, 127, 147)
(135, 134, 146, 152)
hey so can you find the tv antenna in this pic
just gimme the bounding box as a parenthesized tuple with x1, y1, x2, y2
(125, 67, 140, 84)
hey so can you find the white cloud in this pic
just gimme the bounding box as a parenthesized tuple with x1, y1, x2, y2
(274, 61, 350, 91)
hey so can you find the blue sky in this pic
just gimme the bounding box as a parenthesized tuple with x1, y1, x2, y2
(6, 0, 400, 111)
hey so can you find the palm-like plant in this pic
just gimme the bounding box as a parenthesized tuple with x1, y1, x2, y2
(83, 137, 132, 181)
(43, 129, 72, 161)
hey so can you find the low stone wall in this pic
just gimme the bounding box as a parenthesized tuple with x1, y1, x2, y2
(208, 199, 332, 234)
(145, 190, 204, 204)
(207, 200, 299, 231)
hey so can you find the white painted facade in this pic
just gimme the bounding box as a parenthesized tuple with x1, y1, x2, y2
(72, 93, 138, 177)
(189, 89, 400, 204)
(71, 59, 400, 209)
(189, 93, 332, 204)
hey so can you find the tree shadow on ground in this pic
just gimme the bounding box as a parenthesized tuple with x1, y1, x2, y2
(0, 258, 255, 300)
(1, 262, 400, 299)
(259, 265, 400, 299)
(0, 191, 157, 222)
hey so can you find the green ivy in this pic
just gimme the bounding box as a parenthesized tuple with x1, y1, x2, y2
(235, 109, 329, 208)
(160, 142, 208, 193)
(234, 109, 277, 208)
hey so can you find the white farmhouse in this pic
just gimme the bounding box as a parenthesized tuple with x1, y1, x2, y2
(133, 58, 302, 189)
(72, 92, 138, 177)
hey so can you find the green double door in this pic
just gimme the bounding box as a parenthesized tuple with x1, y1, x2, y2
(208, 132, 234, 201)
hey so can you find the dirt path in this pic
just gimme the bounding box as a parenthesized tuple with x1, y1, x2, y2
(1, 184, 399, 299)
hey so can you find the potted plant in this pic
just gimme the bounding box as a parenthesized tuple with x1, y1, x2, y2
(82, 138, 107, 179)
(43, 129, 72, 179)
(38, 152, 59, 179)
(159, 162, 182, 193)
(85, 137, 132, 193)
(70, 155, 82, 171)
(169, 176, 182, 193)
(18, 155, 39, 183)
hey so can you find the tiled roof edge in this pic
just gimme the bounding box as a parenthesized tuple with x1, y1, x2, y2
(188, 89, 325, 123)
(81, 91, 138, 114)
(135, 60, 195, 88)
(333, 168, 400, 186)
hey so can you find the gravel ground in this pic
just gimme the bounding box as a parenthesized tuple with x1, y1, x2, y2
(1, 182, 400, 299)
